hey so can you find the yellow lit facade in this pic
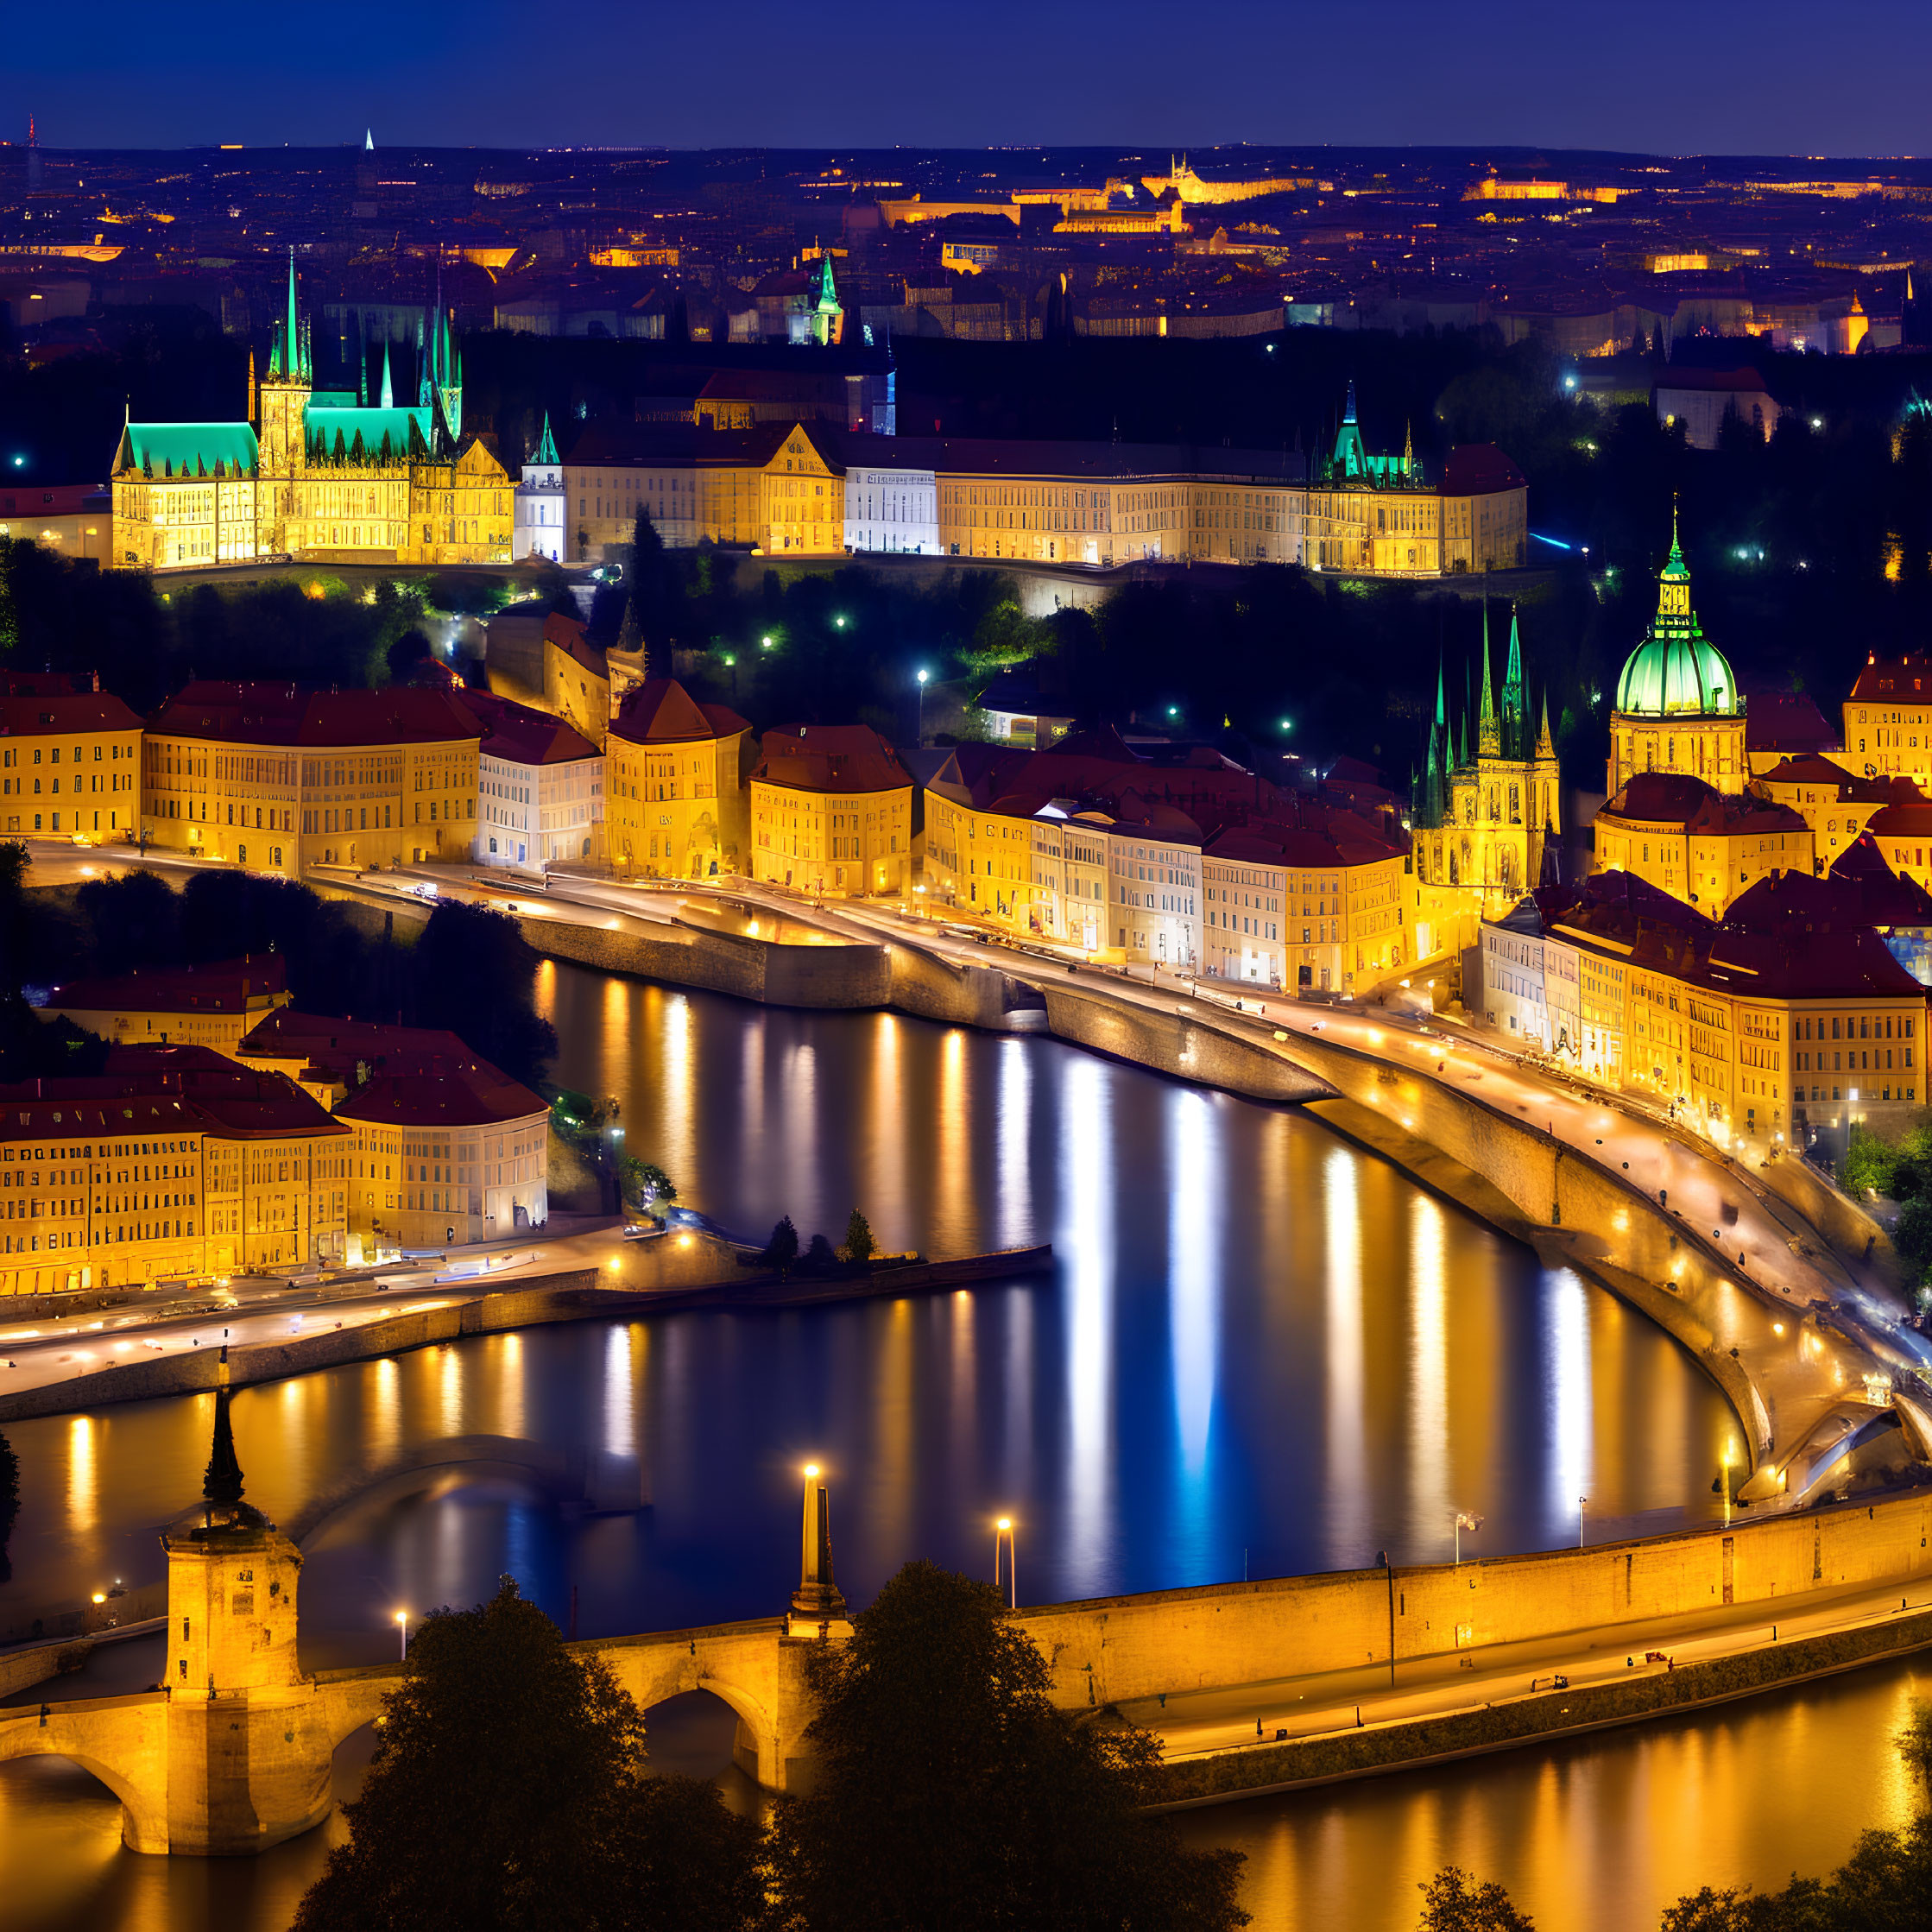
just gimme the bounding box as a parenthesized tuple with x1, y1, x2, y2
(1590, 776, 1811, 916)
(606, 681, 751, 880)
(141, 684, 483, 878)
(111, 260, 510, 571)
(0, 684, 144, 842)
(750, 724, 912, 898)
(1845, 650, 1932, 791)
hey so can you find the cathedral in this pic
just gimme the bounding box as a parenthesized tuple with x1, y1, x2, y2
(110, 256, 512, 572)
(1411, 604, 1563, 917)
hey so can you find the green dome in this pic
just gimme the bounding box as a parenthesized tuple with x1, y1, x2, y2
(1615, 631, 1740, 716)
(1613, 529, 1741, 717)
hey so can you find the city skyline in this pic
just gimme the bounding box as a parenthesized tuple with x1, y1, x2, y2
(9, 1, 1932, 155)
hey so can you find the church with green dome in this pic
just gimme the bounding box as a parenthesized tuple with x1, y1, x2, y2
(1607, 512, 1748, 796)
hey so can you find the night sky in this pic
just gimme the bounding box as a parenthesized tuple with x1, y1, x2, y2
(6, 0, 1931, 155)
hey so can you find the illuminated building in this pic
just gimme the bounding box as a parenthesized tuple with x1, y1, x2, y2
(1203, 811, 1409, 993)
(1607, 520, 1748, 792)
(750, 723, 912, 898)
(0, 674, 144, 841)
(565, 396, 1527, 578)
(1304, 386, 1528, 576)
(1506, 868, 1929, 1152)
(513, 413, 566, 563)
(0, 1045, 350, 1295)
(36, 955, 292, 1054)
(141, 682, 483, 877)
(1591, 771, 1810, 916)
(1845, 648, 1932, 791)
(1651, 369, 1786, 450)
(606, 679, 751, 880)
(1752, 755, 1918, 872)
(110, 256, 512, 571)
(1411, 606, 1563, 936)
(456, 686, 603, 872)
(236, 1010, 549, 1255)
(0, 482, 109, 563)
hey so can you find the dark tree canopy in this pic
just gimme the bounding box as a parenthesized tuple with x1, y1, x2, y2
(767, 1560, 1247, 1932)
(293, 1577, 766, 1932)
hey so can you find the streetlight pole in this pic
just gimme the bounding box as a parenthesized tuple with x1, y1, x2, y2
(395, 1609, 408, 1659)
(1454, 1511, 1483, 1565)
(994, 1517, 1016, 1608)
(1579, 1495, 1588, 1549)
(916, 668, 929, 746)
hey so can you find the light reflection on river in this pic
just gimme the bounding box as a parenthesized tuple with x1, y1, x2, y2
(0, 963, 1866, 1931)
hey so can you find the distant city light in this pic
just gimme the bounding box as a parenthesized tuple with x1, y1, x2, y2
(9, 456, 22, 468)
(761, 635, 773, 648)
(833, 615, 847, 629)
(1562, 374, 1577, 390)
(917, 668, 929, 685)
(1166, 705, 1179, 717)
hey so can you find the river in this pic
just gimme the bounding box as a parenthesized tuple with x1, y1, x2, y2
(0, 961, 1906, 1931)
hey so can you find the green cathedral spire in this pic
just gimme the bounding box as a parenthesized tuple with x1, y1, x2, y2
(1478, 603, 1500, 756)
(1502, 605, 1525, 759)
(534, 412, 559, 464)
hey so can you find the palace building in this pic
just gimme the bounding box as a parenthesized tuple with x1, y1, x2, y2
(1591, 771, 1811, 917)
(1411, 606, 1563, 931)
(141, 681, 483, 877)
(0, 1045, 350, 1296)
(750, 723, 912, 899)
(110, 256, 512, 572)
(1607, 515, 1748, 795)
(1845, 648, 1932, 791)
(0, 673, 144, 843)
(35, 955, 292, 1055)
(1304, 384, 1529, 577)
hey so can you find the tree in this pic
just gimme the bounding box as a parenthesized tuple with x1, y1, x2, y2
(839, 1209, 874, 1265)
(1416, 1869, 1536, 1931)
(767, 1560, 1247, 1932)
(800, 1232, 837, 1273)
(619, 1159, 677, 1217)
(292, 1576, 766, 1932)
(759, 1216, 800, 1273)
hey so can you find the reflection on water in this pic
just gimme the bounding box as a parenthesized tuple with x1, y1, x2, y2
(1177, 1658, 1932, 1932)
(0, 964, 1810, 1929)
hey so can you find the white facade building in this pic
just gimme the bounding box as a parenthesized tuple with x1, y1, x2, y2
(843, 461, 940, 555)
(1104, 809, 1202, 968)
(458, 689, 604, 873)
(513, 414, 569, 564)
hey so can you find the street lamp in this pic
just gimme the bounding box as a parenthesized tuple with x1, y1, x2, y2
(916, 667, 929, 744)
(833, 615, 847, 630)
(1579, 1495, 1588, 1548)
(761, 634, 774, 650)
(1454, 1510, 1483, 1565)
(395, 1609, 408, 1658)
(994, 1517, 1016, 1608)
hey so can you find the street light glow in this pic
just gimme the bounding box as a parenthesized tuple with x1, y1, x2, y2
(917, 668, 929, 685)
(804, 1462, 821, 1479)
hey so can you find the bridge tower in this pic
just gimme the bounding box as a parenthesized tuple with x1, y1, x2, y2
(786, 1462, 850, 1639)
(159, 1387, 334, 1853)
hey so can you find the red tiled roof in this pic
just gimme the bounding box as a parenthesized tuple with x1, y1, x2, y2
(545, 612, 606, 679)
(454, 686, 599, 767)
(1441, 444, 1526, 496)
(1600, 771, 1807, 835)
(1848, 653, 1932, 703)
(0, 690, 144, 739)
(148, 682, 485, 749)
(609, 678, 749, 747)
(237, 1011, 546, 1127)
(1754, 755, 1916, 804)
(1744, 689, 1839, 754)
(752, 723, 911, 796)
(0, 1045, 348, 1143)
(40, 955, 288, 1017)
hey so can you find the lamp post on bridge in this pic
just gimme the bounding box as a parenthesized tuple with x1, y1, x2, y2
(395, 1609, 408, 1659)
(787, 1462, 851, 1638)
(994, 1517, 1016, 1609)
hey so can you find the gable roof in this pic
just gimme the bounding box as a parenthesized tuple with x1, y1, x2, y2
(752, 723, 911, 795)
(454, 686, 600, 767)
(148, 682, 485, 749)
(116, 421, 259, 477)
(609, 678, 749, 747)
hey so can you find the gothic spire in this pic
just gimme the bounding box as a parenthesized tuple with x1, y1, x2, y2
(285, 248, 298, 381)
(1502, 605, 1526, 757)
(1536, 691, 1556, 760)
(1478, 601, 1500, 757)
(204, 1386, 244, 1507)
(1343, 377, 1358, 426)
(379, 342, 393, 410)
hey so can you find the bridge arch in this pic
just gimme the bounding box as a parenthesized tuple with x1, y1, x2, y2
(0, 1720, 168, 1853)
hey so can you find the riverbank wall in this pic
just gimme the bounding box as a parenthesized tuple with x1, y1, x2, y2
(0, 1243, 1056, 1424)
(1020, 1490, 1932, 1714)
(1146, 1602, 1932, 1809)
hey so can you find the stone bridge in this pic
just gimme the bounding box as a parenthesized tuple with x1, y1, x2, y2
(10, 1389, 1932, 1859)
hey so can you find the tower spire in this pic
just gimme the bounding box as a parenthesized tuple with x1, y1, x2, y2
(379, 341, 393, 410)
(285, 248, 299, 381)
(204, 1387, 245, 1508)
(1503, 605, 1525, 757)
(1478, 600, 1500, 756)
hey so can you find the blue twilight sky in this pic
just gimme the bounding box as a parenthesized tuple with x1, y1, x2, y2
(6, 0, 1930, 155)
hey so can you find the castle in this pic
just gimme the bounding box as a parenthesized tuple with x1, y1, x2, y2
(110, 256, 513, 572)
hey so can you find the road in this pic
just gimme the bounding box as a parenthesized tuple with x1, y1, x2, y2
(1123, 1572, 1932, 1764)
